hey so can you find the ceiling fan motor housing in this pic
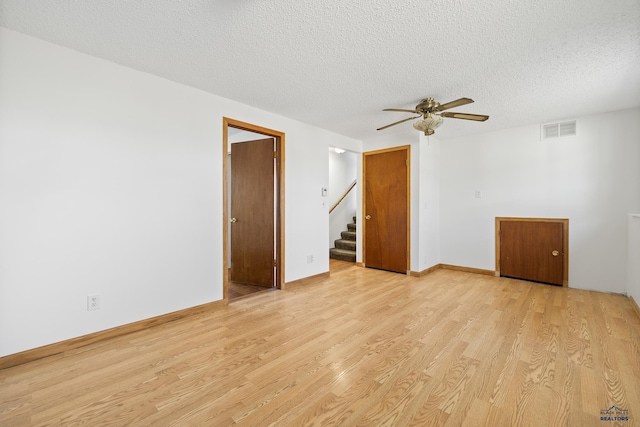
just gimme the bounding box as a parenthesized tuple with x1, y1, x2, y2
(416, 97, 440, 113)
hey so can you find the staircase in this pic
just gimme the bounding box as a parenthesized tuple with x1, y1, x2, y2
(329, 216, 356, 262)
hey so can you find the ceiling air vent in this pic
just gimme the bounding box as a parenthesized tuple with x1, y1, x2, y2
(542, 120, 577, 140)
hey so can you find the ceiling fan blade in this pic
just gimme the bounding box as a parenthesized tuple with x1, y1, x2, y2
(383, 108, 419, 113)
(436, 98, 474, 112)
(377, 116, 421, 131)
(440, 112, 489, 121)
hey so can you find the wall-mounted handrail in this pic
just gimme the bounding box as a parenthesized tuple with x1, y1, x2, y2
(329, 179, 357, 214)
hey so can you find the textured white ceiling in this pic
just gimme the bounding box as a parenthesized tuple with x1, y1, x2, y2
(1, 0, 639, 141)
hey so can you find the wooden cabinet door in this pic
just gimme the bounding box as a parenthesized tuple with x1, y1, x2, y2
(363, 147, 409, 273)
(500, 220, 564, 285)
(230, 138, 274, 287)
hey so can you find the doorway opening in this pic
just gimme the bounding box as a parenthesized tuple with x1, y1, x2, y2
(328, 146, 358, 274)
(223, 118, 285, 301)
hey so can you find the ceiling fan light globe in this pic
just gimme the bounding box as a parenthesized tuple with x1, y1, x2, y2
(413, 115, 443, 134)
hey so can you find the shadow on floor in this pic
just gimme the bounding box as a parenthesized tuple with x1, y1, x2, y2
(229, 259, 357, 300)
(228, 281, 274, 300)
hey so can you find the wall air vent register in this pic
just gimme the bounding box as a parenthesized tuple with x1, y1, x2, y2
(542, 120, 577, 140)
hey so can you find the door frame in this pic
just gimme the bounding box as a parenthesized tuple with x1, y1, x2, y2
(362, 145, 411, 274)
(223, 118, 285, 299)
(495, 217, 569, 287)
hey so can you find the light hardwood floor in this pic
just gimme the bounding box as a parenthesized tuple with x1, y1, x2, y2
(329, 258, 357, 274)
(1, 268, 639, 426)
(228, 281, 274, 300)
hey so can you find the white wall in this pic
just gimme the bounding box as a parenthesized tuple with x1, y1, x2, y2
(409, 135, 441, 273)
(228, 129, 268, 150)
(628, 215, 640, 304)
(417, 135, 441, 271)
(0, 28, 361, 357)
(328, 149, 357, 248)
(439, 108, 640, 293)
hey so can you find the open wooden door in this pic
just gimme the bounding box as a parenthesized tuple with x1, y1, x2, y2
(498, 219, 567, 286)
(363, 146, 409, 274)
(230, 138, 275, 287)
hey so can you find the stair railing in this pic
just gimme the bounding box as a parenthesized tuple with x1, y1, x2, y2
(329, 179, 357, 214)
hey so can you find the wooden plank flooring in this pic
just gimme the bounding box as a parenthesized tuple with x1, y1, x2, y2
(1, 268, 639, 426)
(330, 258, 356, 274)
(228, 258, 353, 300)
(228, 281, 273, 300)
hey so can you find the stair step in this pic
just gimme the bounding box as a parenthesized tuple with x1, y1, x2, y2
(341, 230, 356, 241)
(335, 239, 356, 251)
(347, 223, 356, 232)
(329, 248, 356, 262)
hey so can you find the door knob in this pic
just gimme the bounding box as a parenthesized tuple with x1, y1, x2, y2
(552, 250, 559, 256)
(230, 217, 237, 223)
(365, 215, 371, 220)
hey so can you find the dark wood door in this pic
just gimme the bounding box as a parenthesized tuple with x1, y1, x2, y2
(500, 221, 563, 285)
(230, 138, 274, 287)
(364, 148, 408, 273)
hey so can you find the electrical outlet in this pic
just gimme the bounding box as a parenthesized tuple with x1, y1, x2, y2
(307, 255, 314, 264)
(87, 294, 100, 311)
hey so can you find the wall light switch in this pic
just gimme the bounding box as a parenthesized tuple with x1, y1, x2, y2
(321, 187, 327, 197)
(475, 190, 482, 199)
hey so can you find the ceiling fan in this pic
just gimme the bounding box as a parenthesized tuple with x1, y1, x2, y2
(377, 97, 489, 135)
